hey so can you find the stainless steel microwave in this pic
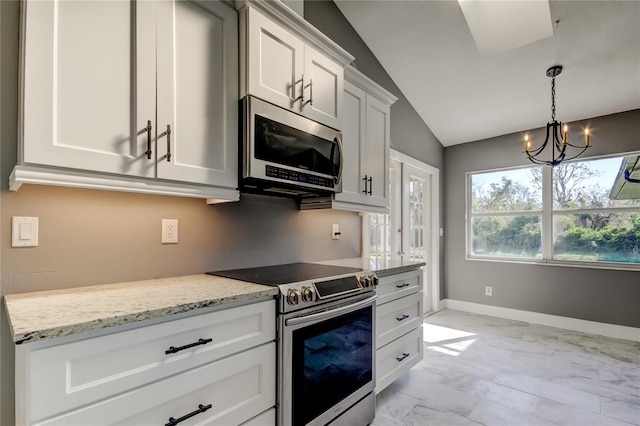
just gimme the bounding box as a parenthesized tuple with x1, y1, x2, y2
(241, 96, 343, 198)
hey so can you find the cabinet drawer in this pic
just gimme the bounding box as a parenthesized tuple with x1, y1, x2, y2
(376, 269, 422, 305)
(27, 300, 275, 423)
(241, 408, 276, 426)
(376, 292, 423, 349)
(376, 326, 423, 393)
(36, 342, 276, 425)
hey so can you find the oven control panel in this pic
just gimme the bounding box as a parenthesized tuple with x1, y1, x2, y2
(281, 272, 378, 309)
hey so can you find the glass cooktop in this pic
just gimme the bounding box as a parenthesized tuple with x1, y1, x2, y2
(208, 262, 362, 286)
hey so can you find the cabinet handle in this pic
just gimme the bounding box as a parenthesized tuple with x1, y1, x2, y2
(368, 176, 373, 195)
(294, 75, 305, 104)
(165, 338, 212, 355)
(396, 283, 411, 289)
(396, 352, 411, 362)
(362, 175, 368, 194)
(143, 120, 152, 159)
(165, 124, 172, 162)
(165, 404, 212, 426)
(396, 314, 410, 322)
(309, 78, 313, 106)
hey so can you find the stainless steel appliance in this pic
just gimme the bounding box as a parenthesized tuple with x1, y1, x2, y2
(242, 96, 343, 199)
(209, 263, 378, 426)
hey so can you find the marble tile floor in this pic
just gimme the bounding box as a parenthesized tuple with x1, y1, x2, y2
(373, 309, 640, 426)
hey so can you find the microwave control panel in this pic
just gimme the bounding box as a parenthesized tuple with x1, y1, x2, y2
(266, 165, 333, 188)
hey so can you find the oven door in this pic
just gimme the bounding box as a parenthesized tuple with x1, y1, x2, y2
(279, 294, 376, 426)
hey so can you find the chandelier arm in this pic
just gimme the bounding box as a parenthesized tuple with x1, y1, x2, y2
(559, 146, 591, 163)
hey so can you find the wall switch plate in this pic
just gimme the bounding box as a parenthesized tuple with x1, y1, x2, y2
(332, 224, 341, 240)
(162, 219, 178, 244)
(12, 216, 39, 247)
(485, 286, 493, 296)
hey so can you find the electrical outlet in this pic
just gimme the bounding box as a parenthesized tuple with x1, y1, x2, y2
(485, 286, 493, 296)
(162, 219, 178, 244)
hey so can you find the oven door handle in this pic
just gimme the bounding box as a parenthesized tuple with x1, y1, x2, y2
(285, 295, 377, 326)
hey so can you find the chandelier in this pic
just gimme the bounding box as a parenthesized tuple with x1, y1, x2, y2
(524, 65, 591, 167)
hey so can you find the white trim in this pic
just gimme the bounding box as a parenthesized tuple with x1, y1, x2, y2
(443, 299, 640, 342)
(9, 165, 240, 202)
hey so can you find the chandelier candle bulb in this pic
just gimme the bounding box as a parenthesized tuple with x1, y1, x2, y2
(562, 124, 568, 143)
(585, 128, 590, 146)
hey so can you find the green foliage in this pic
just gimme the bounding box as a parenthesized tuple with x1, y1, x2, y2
(472, 162, 640, 263)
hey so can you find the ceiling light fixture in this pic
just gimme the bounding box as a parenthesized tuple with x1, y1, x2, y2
(524, 65, 591, 167)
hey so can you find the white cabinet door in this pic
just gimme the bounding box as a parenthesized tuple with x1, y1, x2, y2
(364, 95, 391, 208)
(21, 0, 155, 178)
(156, 0, 238, 186)
(334, 81, 366, 205)
(333, 68, 394, 213)
(242, 6, 344, 129)
(246, 7, 305, 112)
(302, 46, 343, 130)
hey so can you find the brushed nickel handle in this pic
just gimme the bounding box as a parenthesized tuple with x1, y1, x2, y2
(294, 75, 305, 104)
(144, 120, 152, 159)
(309, 79, 313, 106)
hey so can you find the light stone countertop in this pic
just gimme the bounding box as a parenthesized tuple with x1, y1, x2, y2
(314, 257, 425, 277)
(3, 274, 278, 345)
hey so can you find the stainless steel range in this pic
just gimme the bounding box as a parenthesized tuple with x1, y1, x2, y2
(209, 263, 378, 426)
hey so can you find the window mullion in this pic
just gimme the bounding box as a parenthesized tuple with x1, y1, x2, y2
(542, 165, 554, 260)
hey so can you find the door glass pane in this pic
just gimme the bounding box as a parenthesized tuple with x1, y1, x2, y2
(409, 176, 427, 262)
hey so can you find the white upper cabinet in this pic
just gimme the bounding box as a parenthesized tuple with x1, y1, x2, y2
(333, 66, 397, 213)
(239, 2, 353, 130)
(13, 0, 239, 201)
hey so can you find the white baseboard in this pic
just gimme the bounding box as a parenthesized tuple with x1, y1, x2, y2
(442, 299, 640, 342)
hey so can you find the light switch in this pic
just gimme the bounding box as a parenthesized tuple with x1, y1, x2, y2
(12, 216, 39, 247)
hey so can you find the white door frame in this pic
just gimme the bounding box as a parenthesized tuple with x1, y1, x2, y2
(391, 149, 441, 313)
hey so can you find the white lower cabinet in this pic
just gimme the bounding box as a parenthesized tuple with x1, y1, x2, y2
(375, 268, 424, 393)
(15, 301, 276, 425)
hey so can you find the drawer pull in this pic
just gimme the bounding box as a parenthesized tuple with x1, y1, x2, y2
(165, 338, 212, 355)
(166, 403, 212, 426)
(396, 314, 410, 322)
(396, 352, 411, 362)
(396, 283, 411, 289)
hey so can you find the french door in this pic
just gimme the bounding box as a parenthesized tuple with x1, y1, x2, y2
(366, 151, 440, 314)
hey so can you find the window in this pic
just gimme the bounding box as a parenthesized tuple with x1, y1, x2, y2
(468, 153, 640, 267)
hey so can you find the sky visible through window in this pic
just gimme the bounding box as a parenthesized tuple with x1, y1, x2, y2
(472, 157, 624, 195)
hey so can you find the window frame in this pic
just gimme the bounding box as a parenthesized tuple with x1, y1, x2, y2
(466, 153, 640, 271)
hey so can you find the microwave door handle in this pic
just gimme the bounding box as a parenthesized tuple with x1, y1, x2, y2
(334, 136, 344, 185)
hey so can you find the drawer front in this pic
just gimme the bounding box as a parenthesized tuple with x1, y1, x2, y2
(241, 408, 276, 426)
(376, 326, 423, 393)
(28, 300, 275, 422)
(376, 269, 422, 305)
(376, 292, 423, 349)
(36, 342, 276, 426)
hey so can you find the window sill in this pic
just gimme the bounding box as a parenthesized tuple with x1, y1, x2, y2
(466, 255, 640, 272)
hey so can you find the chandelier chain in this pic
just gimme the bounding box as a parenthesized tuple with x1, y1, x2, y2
(551, 76, 556, 121)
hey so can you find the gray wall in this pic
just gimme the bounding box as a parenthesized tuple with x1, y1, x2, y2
(0, 1, 362, 423)
(444, 109, 640, 328)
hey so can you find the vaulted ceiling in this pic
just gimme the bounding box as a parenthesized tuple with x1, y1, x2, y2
(334, 1, 640, 146)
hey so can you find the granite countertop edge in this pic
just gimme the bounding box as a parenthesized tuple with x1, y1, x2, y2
(4, 274, 278, 345)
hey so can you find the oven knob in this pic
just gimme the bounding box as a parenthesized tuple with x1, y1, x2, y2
(372, 275, 379, 286)
(301, 286, 314, 302)
(287, 289, 301, 305)
(361, 276, 371, 288)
